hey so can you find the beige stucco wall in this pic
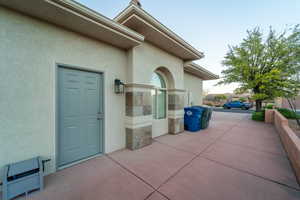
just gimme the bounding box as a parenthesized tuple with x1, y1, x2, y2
(0, 7, 128, 176)
(128, 42, 184, 89)
(184, 72, 203, 106)
(0, 6, 191, 181)
(127, 42, 185, 138)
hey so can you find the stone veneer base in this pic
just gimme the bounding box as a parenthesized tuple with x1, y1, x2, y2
(126, 125, 152, 150)
(168, 118, 184, 135)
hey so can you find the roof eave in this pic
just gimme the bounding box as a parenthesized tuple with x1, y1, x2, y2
(0, 0, 145, 49)
(51, 0, 144, 42)
(184, 62, 219, 80)
(115, 5, 204, 60)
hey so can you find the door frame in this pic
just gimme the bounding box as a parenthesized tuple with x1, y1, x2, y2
(55, 63, 105, 170)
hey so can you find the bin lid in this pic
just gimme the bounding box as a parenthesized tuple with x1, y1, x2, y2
(184, 107, 204, 116)
(185, 107, 204, 111)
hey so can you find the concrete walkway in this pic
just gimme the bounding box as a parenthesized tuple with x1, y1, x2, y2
(9, 112, 300, 200)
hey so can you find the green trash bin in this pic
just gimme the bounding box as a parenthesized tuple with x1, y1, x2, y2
(201, 106, 212, 129)
(192, 106, 212, 129)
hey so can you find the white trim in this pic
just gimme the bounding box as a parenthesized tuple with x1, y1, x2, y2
(125, 115, 153, 129)
(126, 87, 152, 92)
(155, 70, 169, 89)
(115, 5, 204, 59)
(184, 62, 219, 80)
(46, 0, 144, 42)
(114, 4, 134, 21)
(120, 14, 202, 59)
(125, 122, 152, 129)
(168, 110, 184, 117)
(0, 0, 145, 49)
(168, 90, 186, 95)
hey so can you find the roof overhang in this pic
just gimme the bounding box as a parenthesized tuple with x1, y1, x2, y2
(184, 62, 219, 80)
(115, 5, 204, 61)
(0, 0, 145, 49)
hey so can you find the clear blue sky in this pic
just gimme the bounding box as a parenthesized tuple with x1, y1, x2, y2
(77, 0, 300, 94)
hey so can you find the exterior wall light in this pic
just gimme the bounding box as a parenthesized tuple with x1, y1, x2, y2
(114, 79, 125, 94)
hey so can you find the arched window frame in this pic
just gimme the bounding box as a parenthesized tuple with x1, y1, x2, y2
(151, 71, 167, 119)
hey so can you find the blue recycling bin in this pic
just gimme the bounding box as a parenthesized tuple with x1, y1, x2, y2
(184, 107, 204, 132)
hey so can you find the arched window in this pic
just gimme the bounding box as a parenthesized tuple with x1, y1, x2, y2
(151, 72, 167, 119)
(151, 72, 166, 88)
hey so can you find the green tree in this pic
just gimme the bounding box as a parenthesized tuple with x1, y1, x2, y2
(219, 26, 300, 111)
(214, 94, 227, 102)
(238, 97, 247, 102)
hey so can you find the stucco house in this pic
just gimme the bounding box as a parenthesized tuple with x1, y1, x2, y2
(0, 0, 218, 180)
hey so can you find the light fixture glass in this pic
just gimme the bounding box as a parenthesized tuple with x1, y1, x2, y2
(114, 79, 125, 94)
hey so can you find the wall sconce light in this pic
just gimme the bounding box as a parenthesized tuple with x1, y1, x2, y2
(114, 79, 125, 94)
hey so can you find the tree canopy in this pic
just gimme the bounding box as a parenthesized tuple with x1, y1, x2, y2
(238, 97, 247, 102)
(214, 94, 227, 102)
(219, 25, 300, 111)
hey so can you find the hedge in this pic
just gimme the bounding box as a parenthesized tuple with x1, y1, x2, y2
(277, 108, 300, 119)
(252, 111, 265, 121)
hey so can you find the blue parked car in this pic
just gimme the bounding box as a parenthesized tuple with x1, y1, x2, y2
(223, 101, 252, 110)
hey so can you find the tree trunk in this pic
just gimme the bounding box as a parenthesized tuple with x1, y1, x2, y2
(287, 98, 300, 127)
(256, 100, 262, 112)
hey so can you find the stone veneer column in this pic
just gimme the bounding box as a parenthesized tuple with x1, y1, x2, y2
(168, 89, 185, 134)
(125, 84, 154, 150)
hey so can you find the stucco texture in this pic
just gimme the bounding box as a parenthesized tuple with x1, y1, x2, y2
(0, 6, 202, 179)
(126, 42, 185, 138)
(0, 7, 128, 175)
(128, 42, 184, 89)
(184, 73, 203, 106)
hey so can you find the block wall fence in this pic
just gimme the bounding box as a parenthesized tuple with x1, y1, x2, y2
(265, 109, 300, 184)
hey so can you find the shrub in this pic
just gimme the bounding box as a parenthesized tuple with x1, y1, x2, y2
(265, 104, 274, 109)
(252, 111, 265, 121)
(239, 97, 247, 102)
(276, 108, 300, 119)
(205, 102, 214, 107)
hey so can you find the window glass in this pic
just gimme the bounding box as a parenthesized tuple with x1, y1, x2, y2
(151, 72, 167, 119)
(151, 72, 166, 88)
(157, 90, 166, 119)
(151, 89, 156, 118)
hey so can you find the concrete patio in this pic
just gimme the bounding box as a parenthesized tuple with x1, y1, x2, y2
(5, 112, 300, 200)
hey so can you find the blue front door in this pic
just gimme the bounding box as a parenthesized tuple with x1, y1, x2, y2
(58, 67, 103, 167)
